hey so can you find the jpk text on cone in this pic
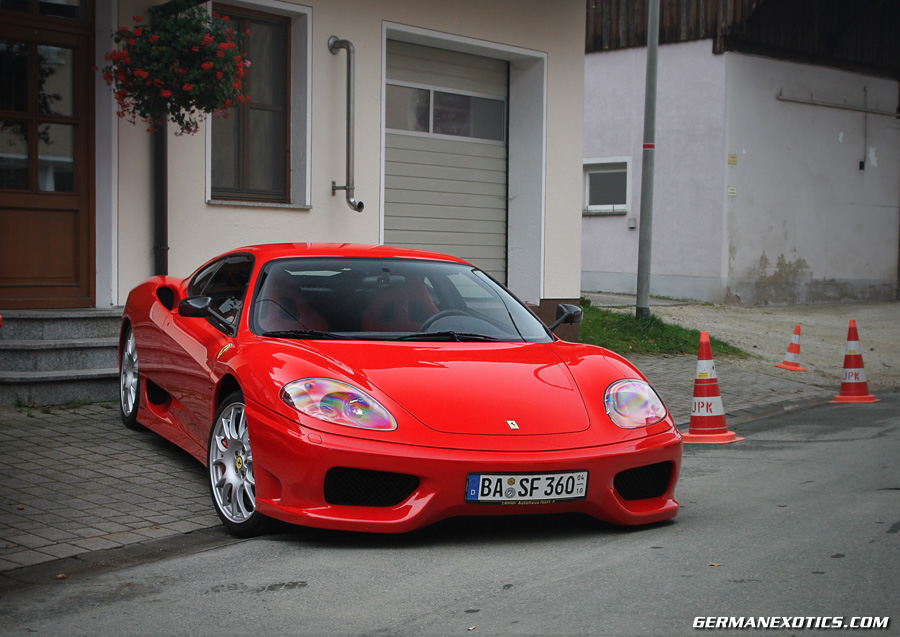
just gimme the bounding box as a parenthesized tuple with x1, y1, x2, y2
(681, 331, 743, 444)
(831, 319, 879, 404)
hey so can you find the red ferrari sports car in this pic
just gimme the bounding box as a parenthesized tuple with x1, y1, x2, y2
(119, 243, 681, 537)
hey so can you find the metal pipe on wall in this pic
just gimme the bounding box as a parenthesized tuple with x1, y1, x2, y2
(328, 36, 364, 213)
(776, 90, 899, 118)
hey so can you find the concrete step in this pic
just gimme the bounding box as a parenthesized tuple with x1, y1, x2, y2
(0, 369, 119, 406)
(0, 337, 119, 372)
(0, 309, 123, 340)
(0, 308, 122, 406)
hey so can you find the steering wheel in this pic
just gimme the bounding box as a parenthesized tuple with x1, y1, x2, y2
(418, 309, 470, 331)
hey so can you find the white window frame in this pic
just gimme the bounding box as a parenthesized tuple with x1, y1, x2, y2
(205, 0, 311, 209)
(583, 156, 630, 216)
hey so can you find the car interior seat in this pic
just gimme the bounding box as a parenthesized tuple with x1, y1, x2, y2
(362, 277, 439, 332)
(256, 272, 328, 332)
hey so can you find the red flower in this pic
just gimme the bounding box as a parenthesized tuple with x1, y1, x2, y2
(182, 83, 194, 91)
(201, 61, 214, 70)
(149, 34, 160, 43)
(216, 71, 223, 79)
(191, 46, 200, 52)
(161, 90, 172, 98)
(216, 50, 224, 58)
(132, 14, 143, 22)
(133, 28, 143, 37)
(128, 38, 137, 46)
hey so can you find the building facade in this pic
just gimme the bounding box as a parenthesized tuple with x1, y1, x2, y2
(581, 0, 899, 305)
(0, 0, 585, 320)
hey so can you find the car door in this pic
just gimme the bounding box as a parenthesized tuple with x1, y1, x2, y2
(161, 254, 254, 451)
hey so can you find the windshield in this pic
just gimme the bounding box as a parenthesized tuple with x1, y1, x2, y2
(250, 257, 552, 342)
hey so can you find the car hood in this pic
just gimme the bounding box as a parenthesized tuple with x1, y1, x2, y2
(298, 341, 594, 436)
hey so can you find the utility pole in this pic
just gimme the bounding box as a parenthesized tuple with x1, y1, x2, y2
(636, 0, 660, 321)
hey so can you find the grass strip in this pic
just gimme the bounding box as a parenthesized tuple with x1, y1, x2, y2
(578, 304, 748, 358)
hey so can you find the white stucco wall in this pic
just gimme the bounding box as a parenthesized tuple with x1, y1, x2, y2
(109, 0, 584, 305)
(582, 40, 899, 305)
(724, 53, 900, 305)
(582, 40, 728, 300)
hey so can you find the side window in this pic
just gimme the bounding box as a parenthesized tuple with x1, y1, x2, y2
(189, 254, 254, 329)
(189, 262, 218, 297)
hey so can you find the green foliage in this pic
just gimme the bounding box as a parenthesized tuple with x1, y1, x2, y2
(100, 6, 249, 135)
(578, 303, 747, 358)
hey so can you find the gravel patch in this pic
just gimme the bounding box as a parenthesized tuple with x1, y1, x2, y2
(646, 301, 900, 391)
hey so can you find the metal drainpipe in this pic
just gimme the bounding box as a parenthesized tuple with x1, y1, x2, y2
(153, 126, 168, 275)
(328, 36, 364, 212)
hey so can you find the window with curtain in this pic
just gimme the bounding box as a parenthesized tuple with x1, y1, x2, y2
(211, 5, 290, 203)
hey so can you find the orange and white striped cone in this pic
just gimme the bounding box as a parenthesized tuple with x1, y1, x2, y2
(682, 331, 743, 444)
(775, 324, 807, 372)
(831, 320, 879, 404)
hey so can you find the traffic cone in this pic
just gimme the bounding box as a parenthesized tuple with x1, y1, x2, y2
(831, 320, 879, 403)
(682, 331, 744, 444)
(775, 324, 807, 372)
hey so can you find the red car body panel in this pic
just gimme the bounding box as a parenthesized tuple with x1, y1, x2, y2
(120, 243, 681, 533)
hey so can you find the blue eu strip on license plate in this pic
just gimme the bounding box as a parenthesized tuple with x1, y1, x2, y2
(465, 471, 588, 504)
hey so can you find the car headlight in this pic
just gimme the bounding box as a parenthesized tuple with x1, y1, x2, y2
(604, 379, 667, 429)
(280, 378, 397, 431)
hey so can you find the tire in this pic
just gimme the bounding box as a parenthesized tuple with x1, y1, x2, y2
(207, 391, 270, 537)
(119, 325, 143, 430)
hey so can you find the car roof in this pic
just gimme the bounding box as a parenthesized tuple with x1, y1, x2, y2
(231, 243, 472, 265)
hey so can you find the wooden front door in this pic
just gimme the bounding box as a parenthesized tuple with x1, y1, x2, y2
(0, 0, 94, 308)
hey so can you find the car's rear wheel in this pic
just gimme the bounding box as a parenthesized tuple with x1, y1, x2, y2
(119, 325, 142, 430)
(208, 391, 269, 537)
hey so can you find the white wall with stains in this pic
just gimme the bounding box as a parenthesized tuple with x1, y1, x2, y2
(724, 53, 899, 305)
(582, 40, 899, 305)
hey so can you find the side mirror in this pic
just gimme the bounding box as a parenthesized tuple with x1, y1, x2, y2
(549, 303, 583, 331)
(178, 295, 213, 317)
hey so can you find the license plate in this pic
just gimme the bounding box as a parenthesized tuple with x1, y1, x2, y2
(465, 471, 588, 504)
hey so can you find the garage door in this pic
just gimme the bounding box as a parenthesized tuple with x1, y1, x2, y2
(384, 41, 508, 282)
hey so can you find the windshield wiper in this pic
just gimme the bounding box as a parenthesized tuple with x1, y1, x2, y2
(261, 330, 355, 340)
(396, 331, 499, 342)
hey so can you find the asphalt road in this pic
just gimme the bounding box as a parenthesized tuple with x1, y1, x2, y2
(1, 395, 897, 636)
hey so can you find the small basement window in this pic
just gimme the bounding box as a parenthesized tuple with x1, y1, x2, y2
(584, 158, 630, 215)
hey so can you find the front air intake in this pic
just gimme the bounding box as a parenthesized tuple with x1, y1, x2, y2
(613, 461, 673, 501)
(324, 467, 419, 507)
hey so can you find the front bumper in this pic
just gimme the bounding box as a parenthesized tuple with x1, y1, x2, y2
(246, 400, 682, 534)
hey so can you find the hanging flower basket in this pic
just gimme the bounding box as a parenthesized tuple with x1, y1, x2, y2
(100, 4, 250, 135)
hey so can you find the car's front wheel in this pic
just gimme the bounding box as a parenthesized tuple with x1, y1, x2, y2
(207, 391, 269, 537)
(119, 325, 142, 430)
